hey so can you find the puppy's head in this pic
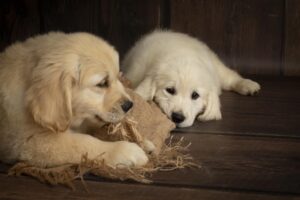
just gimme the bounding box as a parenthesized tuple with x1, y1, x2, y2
(136, 59, 219, 127)
(26, 33, 132, 132)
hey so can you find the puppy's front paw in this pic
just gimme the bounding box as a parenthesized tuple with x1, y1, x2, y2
(197, 91, 222, 122)
(197, 107, 222, 122)
(234, 79, 261, 95)
(104, 141, 148, 168)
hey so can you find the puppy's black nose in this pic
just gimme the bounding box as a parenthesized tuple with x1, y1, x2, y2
(121, 100, 133, 113)
(171, 112, 185, 124)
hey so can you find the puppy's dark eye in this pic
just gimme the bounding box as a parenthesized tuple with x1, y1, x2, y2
(166, 87, 176, 95)
(191, 91, 200, 100)
(97, 79, 109, 88)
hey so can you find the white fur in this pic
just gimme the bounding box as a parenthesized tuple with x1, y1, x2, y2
(123, 30, 260, 127)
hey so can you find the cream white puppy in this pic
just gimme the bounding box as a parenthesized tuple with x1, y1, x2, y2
(123, 30, 260, 127)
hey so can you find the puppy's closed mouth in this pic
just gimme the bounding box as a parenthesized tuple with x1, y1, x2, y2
(95, 115, 104, 122)
(95, 112, 124, 124)
(94, 114, 111, 126)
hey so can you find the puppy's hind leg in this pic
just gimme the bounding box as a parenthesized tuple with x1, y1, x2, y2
(211, 53, 261, 95)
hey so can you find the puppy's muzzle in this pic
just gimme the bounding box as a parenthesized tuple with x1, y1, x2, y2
(121, 100, 133, 113)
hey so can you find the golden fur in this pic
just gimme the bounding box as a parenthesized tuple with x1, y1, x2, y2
(0, 32, 148, 168)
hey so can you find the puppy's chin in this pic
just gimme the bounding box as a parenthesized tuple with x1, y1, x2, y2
(176, 121, 194, 128)
(96, 112, 126, 124)
(70, 111, 126, 130)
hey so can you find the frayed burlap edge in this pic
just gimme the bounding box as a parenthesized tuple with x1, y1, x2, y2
(8, 137, 199, 190)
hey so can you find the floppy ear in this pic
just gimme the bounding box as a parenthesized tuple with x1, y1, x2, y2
(134, 76, 156, 100)
(26, 54, 77, 133)
(197, 90, 222, 121)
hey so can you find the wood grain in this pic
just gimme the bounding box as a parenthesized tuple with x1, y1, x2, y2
(170, 0, 283, 76)
(0, 174, 299, 200)
(3, 0, 300, 77)
(284, 0, 300, 76)
(152, 133, 300, 194)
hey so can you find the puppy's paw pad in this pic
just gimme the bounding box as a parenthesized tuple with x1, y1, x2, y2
(235, 79, 261, 95)
(104, 141, 148, 168)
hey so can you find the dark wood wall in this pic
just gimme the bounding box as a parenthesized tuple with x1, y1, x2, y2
(0, 0, 299, 76)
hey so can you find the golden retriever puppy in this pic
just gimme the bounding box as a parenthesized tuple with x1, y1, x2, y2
(0, 32, 148, 168)
(123, 30, 260, 127)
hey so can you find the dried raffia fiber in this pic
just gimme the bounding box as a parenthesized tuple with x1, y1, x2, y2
(8, 83, 198, 190)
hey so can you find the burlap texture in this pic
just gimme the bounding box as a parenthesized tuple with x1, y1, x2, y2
(92, 89, 175, 154)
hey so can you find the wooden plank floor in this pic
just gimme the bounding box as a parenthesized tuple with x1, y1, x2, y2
(0, 77, 300, 200)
